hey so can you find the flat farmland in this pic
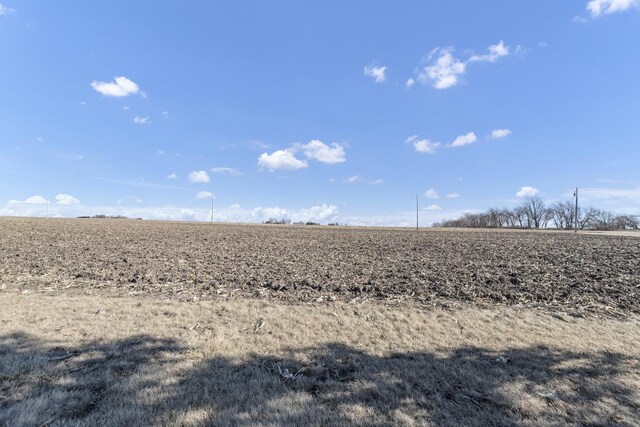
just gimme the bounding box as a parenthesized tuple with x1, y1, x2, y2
(2, 217, 640, 426)
(1, 217, 638, 315)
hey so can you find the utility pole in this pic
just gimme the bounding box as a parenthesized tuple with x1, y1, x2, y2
(210, 195, 214, 224)
(573, 187, 578, 233)
(416, 194, 419, 230)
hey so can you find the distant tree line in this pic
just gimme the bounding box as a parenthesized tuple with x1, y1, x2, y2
(77, 215, 142, 220)
(433, 196, 639, 231)
(263, 218, 345, 226)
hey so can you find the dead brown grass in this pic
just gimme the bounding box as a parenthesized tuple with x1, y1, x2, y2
(2, 293, 639, 426)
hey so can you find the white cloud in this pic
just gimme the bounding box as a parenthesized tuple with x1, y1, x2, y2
(415, 42, 513, 90)
(371, 179, 384, 185)
(0, 3, 14, 15)
(122, 105, 130, 110)
(424, 204, 443, 211)
(133, 116, 150, 125)
(364, 64, 387, 83)
(587, 0, 639, 16)
(296, 140, 346, 164)
(211, 167, 242, 176)
(258, 150, 308, 171)
(418, 48, 466, 90)
(55, 194, 80, 205)
(406, 78, 415, 88)
(8, 195, 49, 205)
(161, 111, 169, 118)
(516, 186, 540, 198)
(188, 170, 210, 183)
(296, 204, 339, 222)
(195, 191, 214, 199)
(228, 204, 241, 209)
(91, 76, 140, 98)
(425, 189, 440, 199)
(450, 132, 478, 147)
(489, 129, 512, 139)
(406, 135, 440, 154)
(157, 150, 165, 155)
(445, 193, 460, 199)
(252, 204, 339, 223)
(167, 173, 178, 179)
(469, 41, 510, 63)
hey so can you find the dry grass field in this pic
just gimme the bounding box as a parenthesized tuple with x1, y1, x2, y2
(1, 217, 639, 426)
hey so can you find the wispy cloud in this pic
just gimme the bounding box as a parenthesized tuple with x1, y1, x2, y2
(211, 167, 243, 176)
(468, 41, 510, 63)
(445, 193, 460, 199)
(489, 129, 512, 139)
(406, 135, 440, 154)
(415, 41, 511, 89)
(134, 116, 150, 125)
(364, 64, 388, 83)
(425, 189, 440, 199)
(89, 176, 192, 192)
(574, 186, 640, 203)
(424, 204, 443, 211)
(0, 3, 14, 15)
(57, 153, 84, 161)
(195, 191, 214, 199)
(8, 195, 48, 205)
(248, 140, 269, 149)
(344, 175, 363, 183)
(166, 173, 178, 180)
(91, 76, 140, 98)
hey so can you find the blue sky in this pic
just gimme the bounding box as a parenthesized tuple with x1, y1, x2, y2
(1, 1, 639, 225)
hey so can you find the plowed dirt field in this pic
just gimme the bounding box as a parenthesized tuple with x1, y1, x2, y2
(2, 218, 638, 316)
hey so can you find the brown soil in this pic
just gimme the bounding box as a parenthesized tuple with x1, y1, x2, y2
(1, 217, 638, 317)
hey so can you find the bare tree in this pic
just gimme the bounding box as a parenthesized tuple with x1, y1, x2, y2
(435, 199, 637, 231)
(501, 208, 516, 228)
(520, 197, 548, 229)
(614, 214, 639, 230)
(578, 207, 598, 230)
(550, 201, 576, 229)
(591, 209, 618, 230)
(512, 206, 528, 228)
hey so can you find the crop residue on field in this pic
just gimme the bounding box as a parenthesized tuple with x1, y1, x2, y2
(0, 218, 638, 316)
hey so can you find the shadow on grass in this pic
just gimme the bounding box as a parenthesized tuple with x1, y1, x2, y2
(1, 333, 638, 426)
